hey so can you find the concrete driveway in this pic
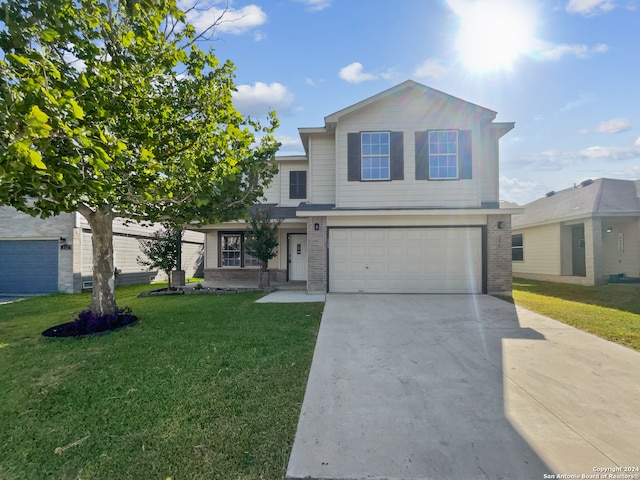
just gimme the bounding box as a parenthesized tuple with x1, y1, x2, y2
(287, 294, 640, 480)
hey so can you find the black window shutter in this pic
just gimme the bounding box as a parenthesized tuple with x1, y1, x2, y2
(390, 131, 404, 180)
(415, 131, 429, 180)
(347, 132, 361, 181)
(289, 171, 306, 199)
(459, 130, 472, 179)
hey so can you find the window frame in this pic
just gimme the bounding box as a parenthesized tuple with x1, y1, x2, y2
(512, 233, 524, 262)
(219, 232, 261, 268)
(289, 170, 307, 199)
(361, 131, 391, 181)
(428, 129, 459, 180)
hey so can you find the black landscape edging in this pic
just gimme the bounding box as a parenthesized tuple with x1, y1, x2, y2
(42, 314, 138, 339)
(137, 286, 275, 297)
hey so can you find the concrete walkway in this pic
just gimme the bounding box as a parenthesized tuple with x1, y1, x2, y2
(255, 290, 326, 303)
(286, 294, 640, 480)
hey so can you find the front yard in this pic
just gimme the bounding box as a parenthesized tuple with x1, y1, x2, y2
(0, 285, 323, 480)
(512, 278, 640, 351)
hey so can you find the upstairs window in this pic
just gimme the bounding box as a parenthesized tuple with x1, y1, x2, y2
(415, 130, 472, 181)
(289, 171, 307, 199)
(429, 130, 458, 179)
(361, 132, 390, 180)
(347, 131, 404, 182)
(512, 234, 524, 261)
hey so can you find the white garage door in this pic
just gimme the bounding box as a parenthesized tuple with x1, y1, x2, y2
(329, 228, 482, 294)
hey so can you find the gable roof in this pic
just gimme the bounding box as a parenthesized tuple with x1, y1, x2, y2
(323, 80, 498, 125)
(298, 79, 511, 155)
(513, 178, 640, 228)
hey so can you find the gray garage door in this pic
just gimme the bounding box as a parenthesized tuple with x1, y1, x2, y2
(0, 240, 59, 294)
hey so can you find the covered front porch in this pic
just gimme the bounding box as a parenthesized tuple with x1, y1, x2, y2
(188, 205, 310, 288)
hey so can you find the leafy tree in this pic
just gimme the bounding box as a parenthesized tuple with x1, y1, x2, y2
(137, 228, 181, 289)
(244, 208, 282, 284)
(0, 0, 279, 315)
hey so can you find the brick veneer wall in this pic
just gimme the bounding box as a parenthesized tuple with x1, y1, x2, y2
(204, 268, 286, 284)
(487, 213, 513, 295)
(306, 216, 327, 294)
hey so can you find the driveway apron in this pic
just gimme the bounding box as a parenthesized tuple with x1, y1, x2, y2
(286, 294, 640, 480)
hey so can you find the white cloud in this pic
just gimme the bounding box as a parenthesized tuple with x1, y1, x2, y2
(276, 135, 304, 152)
(338, 62, 377, 84)
(186, 4, 267, 35)
(413, 58, 449, 79)
(566, 0, 615, 15)
(520, 140, 640, 171)
(294, 0, 333, 11)
(379, 67, 399, 81)
(63, 49, 87, 72)
(500, 176, 542, 205)
(253, 30, 267, 41)
(232, 82, 295, 117)
(558, 91, 596, 113)
(579, 117, 632, 134)
(305, 77, 326, 87)
(535, 42, 608, 61)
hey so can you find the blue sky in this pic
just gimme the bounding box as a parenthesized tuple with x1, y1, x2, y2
(183, 0, 640, 205)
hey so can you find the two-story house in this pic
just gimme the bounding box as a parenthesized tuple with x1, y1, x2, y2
(197, 80, 520, 295)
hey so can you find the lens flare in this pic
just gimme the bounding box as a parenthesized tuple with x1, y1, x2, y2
(451, 0, 538, 73)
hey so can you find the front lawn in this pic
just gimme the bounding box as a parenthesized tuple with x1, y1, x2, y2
(0, 285, 323, 479)
(512, 278, 640, 351)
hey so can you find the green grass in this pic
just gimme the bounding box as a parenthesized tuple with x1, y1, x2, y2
(0, 284, 323, 480)
(512, 278, 640, 351)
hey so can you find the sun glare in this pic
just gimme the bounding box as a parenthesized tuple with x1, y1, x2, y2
(453, 0, 538, 73)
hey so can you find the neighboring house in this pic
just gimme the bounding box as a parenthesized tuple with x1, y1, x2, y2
(194, 80, 521, 295)
(512, 178, 640, 285)
(0, 207, 204, 294)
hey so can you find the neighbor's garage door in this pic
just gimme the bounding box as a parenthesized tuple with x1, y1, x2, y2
(329, 228, 482, 294)
(0, 240, 59, 294)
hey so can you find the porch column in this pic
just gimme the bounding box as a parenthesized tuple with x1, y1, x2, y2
(587, 217, 604, 284)
(487, 213, 513, 295)
(306, 216, 327, 294)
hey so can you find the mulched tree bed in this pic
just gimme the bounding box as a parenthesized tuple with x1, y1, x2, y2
(42, 307, 138, 338)
(137, 286, 275, 297)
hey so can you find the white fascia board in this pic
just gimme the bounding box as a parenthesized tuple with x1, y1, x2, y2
(188, 218, 305, 231)
(514, 210, 639, 230)
(297, 207, 524, 218)
(275, 155, 308, 162)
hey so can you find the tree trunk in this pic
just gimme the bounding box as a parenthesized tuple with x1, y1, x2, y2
(79, 205, 117, 315)
(259, 260, 270, 288)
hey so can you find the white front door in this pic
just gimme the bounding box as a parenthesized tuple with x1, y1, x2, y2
(289, 234, 308, 281)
